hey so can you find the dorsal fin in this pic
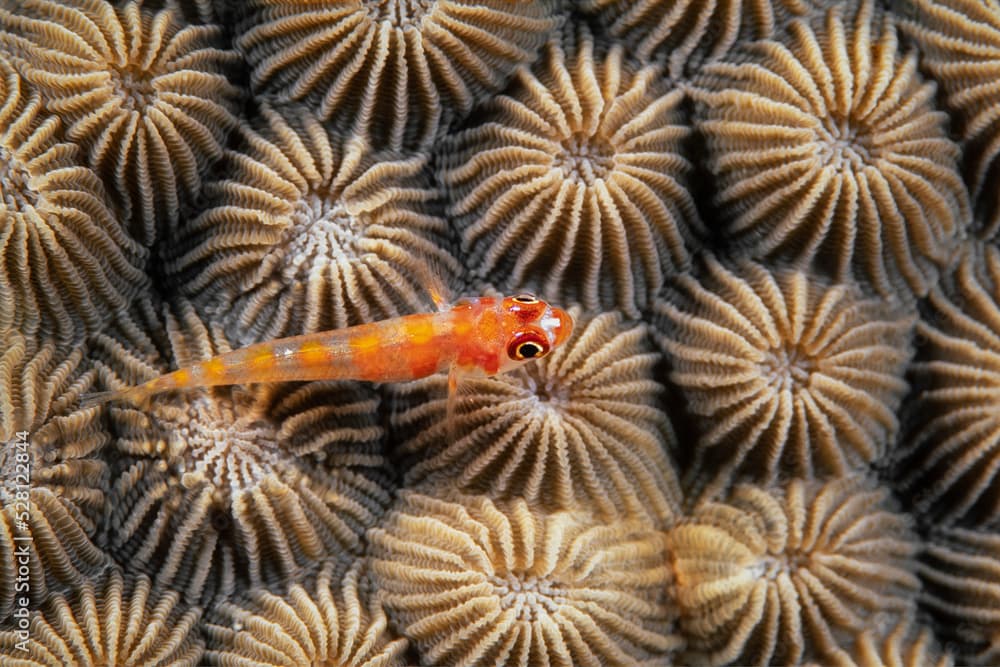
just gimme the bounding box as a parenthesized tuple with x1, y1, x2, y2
(412, 252, 462, 312)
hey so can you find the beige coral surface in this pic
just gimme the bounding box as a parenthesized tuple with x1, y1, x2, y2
(0, 0, 994, 665)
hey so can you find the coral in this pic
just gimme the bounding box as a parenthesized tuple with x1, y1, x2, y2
(203, 559, 409, 666)
(578, 0, 814, 75)
(96, 300, 393, 604)
(2, 0, 242, 245)
(919, 526, 1000, 665)
(369, 491, 681, 666)
(0, 330, 94, 442)
(665, 477, 921, 666)
(0, 54, 146, 340)
(654, 256, 913, 496)
(0, 408, 110, 622)
(235, 0, 559, 151)
(0, 1, 995, 665)
(817, 620, 952, 667)
(0, 568, 204, 666)
(135, 0, 226, 25)
(896, 0, 1000, 238)
(439, 26, 701, 317)
(895, 242, 1000, 527)
(391, 308, 682, 526)
(577, 0, 814, 76)
(693, 0, 969, 297)
(167, 102, 459, 347)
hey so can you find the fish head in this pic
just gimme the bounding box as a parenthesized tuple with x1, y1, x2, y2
(495, 293, 573, 372)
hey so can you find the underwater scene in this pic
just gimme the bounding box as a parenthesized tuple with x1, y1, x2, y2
(0, 0, 998, 664)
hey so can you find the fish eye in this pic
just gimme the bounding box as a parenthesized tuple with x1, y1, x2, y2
(516, 341, 544, 359)
(512, 293, 539, 305)
(507, 331, 550, 361)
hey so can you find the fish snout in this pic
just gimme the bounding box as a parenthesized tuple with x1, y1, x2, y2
(543, 307, 573, 348)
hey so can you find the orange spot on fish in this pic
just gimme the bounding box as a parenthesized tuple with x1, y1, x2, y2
(203, 357, 226, 381)
(351, 332, 380, 352)
(173, 369, 192, 386)
(250, 346, 274, 370)
(452, 318, 471, 338)
(404, 317, 435, 345)
(299, 340, 329, 367)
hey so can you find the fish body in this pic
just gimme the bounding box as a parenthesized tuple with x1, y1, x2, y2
(84, 294, 573, 407)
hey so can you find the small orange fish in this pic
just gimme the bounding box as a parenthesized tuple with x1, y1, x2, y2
(81, 294, 573, 408)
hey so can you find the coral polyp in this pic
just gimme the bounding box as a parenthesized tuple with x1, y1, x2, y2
(896, 242, 1000, 527)
(95, 300, 393, 603)
(919, 526, 1000, 665)
(0, 330, 93, 442)
(582, 0, 817, 75)
(440, 26, 701, 317)
(3, 0, 242, 244)
(0, 407, 110, 621)
(0, 568, 204, 666)
(0, 55, 146, 340)
(391, 309, 682, 525)
(204, 560, 409, 666)
(898, 0, 1000, 238)
(369, 492, 681, 666)
(655, 256, 913, 496)
(666, 477, 920, 666)
(169, 102, 459, 346)
(235, 0, 559, 150)
(693, 0, 968, 297)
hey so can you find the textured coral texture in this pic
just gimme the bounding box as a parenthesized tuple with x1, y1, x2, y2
(692, 0, 968, 297)
(1, 0, 243, 245)
(665, 477, 920, 665)
(0, 0, 997, 665)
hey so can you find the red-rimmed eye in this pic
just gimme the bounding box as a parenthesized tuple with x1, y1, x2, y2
(511, 293, 539, 305)
(507, 330, 550, 361)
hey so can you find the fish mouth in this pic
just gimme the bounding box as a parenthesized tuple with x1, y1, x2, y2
(540, 307, 573, 348)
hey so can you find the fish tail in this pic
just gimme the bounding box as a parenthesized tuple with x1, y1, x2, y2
(78, 390, 118, 409)
(79, 385, 152, 410)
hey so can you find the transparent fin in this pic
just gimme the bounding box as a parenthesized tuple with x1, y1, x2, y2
(78, 386, 151, 410)
(78, 391, 119, 409)
(413, 253, 462, 312)
(446, 366, 459, 441)
(444, 366, 482, 444)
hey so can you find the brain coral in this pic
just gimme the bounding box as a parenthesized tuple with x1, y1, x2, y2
(369, 491, 681, 667)
(895, 242, 1000, 527)
(234, 0, 559, 151)
(578, 0, 814, 76)
(654, 256, 914, 496)
(0, 54, 146, 340)
(204, 559, 408, 666)
(896, 0, 1000, 238)
(0, 407, 110, 622)
(439, 25, 701, 317)
(693, 0, 969, 297)
(2, 0, 243, 245)
(0, 568, 204, 666)
(168, 101, 459, 347)
(390, 308, 682, 526)
(665, 477, 921, 666)
(919, 526, 1000, 665)
(90, 299, 393, 604)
